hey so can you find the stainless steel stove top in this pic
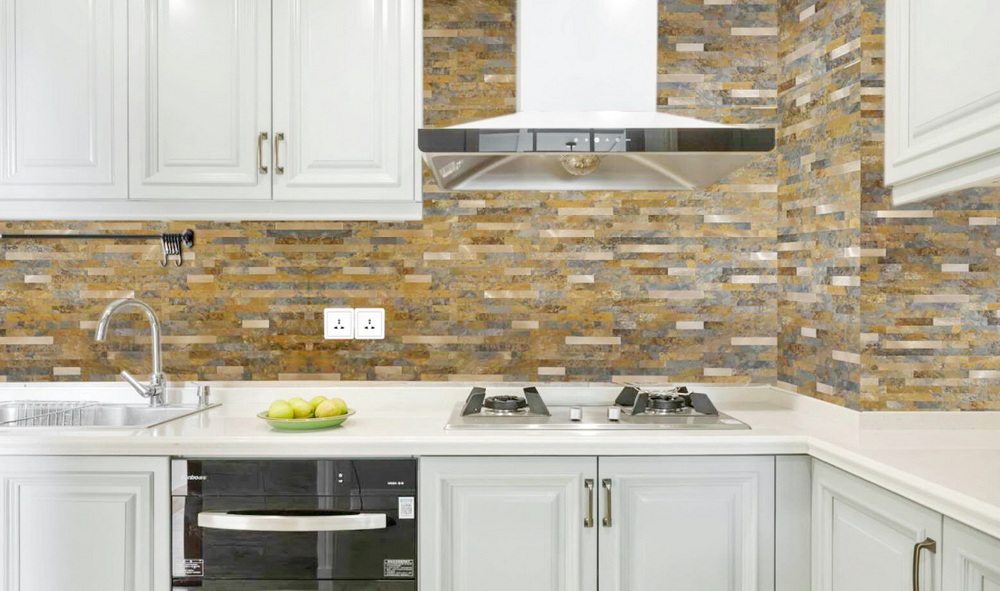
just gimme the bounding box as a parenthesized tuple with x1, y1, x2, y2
(444, 386, 750, 430)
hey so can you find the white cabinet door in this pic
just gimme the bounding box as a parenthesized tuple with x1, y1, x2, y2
(419, 457, 598, 591)
(272, 0, 418, 203)
(943, 518, 1000, 591)
(886, 0, 1000, 204)
(599, 456, 776, 591)
(0, 0, 127, 200)
(0, 456, 169, 591)
(129, 0, 271, 201)
(813, 460, 942, 591)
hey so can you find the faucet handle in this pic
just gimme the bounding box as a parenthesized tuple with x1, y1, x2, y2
(196, 384, 211, 408)
(120, 370, 151, 397)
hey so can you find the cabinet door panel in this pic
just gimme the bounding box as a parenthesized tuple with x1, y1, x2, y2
(273, 0, 417, 202)
(943, 518, 1000, 591)
(0, 0, 127, 199)
(130, 0, 271, 200)
(599, 456, 775, 591)
(886, 0, 1000, 203)
(0, 456, 169, 591)
(812, 460, 941, 591)
(420, 457, 597, 591)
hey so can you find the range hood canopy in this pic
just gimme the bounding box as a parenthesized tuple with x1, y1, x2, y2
(419, 0, 775, 192)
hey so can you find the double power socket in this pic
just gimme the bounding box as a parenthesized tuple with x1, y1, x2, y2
(324, 308, 385, 340)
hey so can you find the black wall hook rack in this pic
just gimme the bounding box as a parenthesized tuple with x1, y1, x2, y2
(0, 229, 195, 267)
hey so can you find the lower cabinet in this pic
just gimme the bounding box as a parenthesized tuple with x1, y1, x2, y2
(0, 456, 169, 591)
(943, 517, 1000, 591)
(420, 456, 776, 591)
(812, 460, 942, 591)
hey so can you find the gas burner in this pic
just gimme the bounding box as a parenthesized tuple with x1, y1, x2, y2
(483, 395, 528, 414)
(645, 393, 687, 414)
(460, 387, 552, 417)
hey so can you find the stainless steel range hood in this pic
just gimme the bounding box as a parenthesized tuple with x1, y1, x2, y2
(419, 0, 775, 192)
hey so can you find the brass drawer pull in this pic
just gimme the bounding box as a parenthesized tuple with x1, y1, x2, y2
(602, 479, 612, 527)
(584, 479, 594, 528)
(274, 132, 285, 175)
(257, 131, 268, 174)
(912, 537, 936, 591)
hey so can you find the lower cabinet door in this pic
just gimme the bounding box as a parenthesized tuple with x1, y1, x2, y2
(419, 457, 598, 591)
(943, 517, 1000, 591)
(0, 456, 169, 591)
(812, 460, 942, 591)
(598, 456, 776, 591)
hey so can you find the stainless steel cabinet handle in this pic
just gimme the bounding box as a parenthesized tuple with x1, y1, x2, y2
(198, 511, 387, 532)
(602, 479, 612, 527)
(912, 537, 937, 591)
(584, 479, 595, 528)
(256, 131, 268, 174)
(274, 132, 285, 175)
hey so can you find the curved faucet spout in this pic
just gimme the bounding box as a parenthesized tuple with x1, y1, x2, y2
(95, 298, 165, 406)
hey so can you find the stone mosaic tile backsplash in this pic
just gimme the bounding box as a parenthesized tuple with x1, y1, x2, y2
(0, 0, 997, 411)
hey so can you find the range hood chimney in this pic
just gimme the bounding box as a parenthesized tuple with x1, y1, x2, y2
(419, 0, 775, 192)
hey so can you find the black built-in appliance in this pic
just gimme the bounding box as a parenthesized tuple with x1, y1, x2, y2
(171, 459, 416, 590)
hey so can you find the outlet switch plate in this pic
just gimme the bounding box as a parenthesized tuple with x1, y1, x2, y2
(324, 308, 355, 340)
(355, 308, 386, 340)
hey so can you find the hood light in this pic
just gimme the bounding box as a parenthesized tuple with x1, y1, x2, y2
(560, 154, 602, 176)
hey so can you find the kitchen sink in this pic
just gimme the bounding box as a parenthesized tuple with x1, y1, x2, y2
(0, 401, 218, 429)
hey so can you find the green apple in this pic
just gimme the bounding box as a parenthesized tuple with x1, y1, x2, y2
(329, 397, 349, 416)
(314, 399, 341, 418)
(309, 395, 328, 409)
(288, 398, 314, 419)
(267, 400, 295, 420)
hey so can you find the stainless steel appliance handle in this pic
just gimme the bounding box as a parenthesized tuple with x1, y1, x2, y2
(602, 479, 612, 527)
(584, 479, 595, 528)
(912, 537, 937, 591)
(198, 511, 387, 532)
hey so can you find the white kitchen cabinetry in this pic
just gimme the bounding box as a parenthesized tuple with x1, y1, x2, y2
(419, 457, 598, 591)
(0, 0, 128, 201)
(129, 0, 272, 202)
(272, 0, 417, 203)
(812, 460, 941, 591)
(599, 456, 775, 591)
(886, 0, 1000, 205)
(943, 517, 1000, 591)
(421, 456, 777, 591)
(0, 456, 169, 591)
(0, 0, 421, 220)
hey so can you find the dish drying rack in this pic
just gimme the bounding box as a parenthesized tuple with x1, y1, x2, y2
(0, 401, 99, 427)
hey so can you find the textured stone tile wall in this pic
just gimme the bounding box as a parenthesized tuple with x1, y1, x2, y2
(0, 0, 780, 386)
(858, 0, 1000, 411)
(776, 0, 863, 406)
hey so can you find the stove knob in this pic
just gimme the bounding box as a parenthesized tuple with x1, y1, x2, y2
(607, 407, 621, 422)
(570, 407, 583, 422)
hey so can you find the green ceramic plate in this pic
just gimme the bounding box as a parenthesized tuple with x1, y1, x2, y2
(257, 409, 356, 431)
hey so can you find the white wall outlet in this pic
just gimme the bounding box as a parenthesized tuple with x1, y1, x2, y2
(324, 308, 355, 340)
(355, 308, 386, 340)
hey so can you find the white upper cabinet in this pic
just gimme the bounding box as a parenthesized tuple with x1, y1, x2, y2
(0, 0, 421, 220)
(0, 0, 128, 200)
(599, 456, 776, 591)
(886, 0, 1000, 205)
(812, 460, 942, 591)
(129, 0, 272, 201)
(272, 0, 417, 202)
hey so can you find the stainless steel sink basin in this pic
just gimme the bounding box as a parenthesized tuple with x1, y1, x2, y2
(0, 401, 217, 429)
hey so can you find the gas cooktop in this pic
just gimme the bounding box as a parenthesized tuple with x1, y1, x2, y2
(444, 385, 750, 430)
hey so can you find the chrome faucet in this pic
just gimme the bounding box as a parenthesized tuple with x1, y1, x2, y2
(95, 298, 166, 407)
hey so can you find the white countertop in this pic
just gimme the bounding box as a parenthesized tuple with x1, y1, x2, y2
(2, 381, 1000, 541)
